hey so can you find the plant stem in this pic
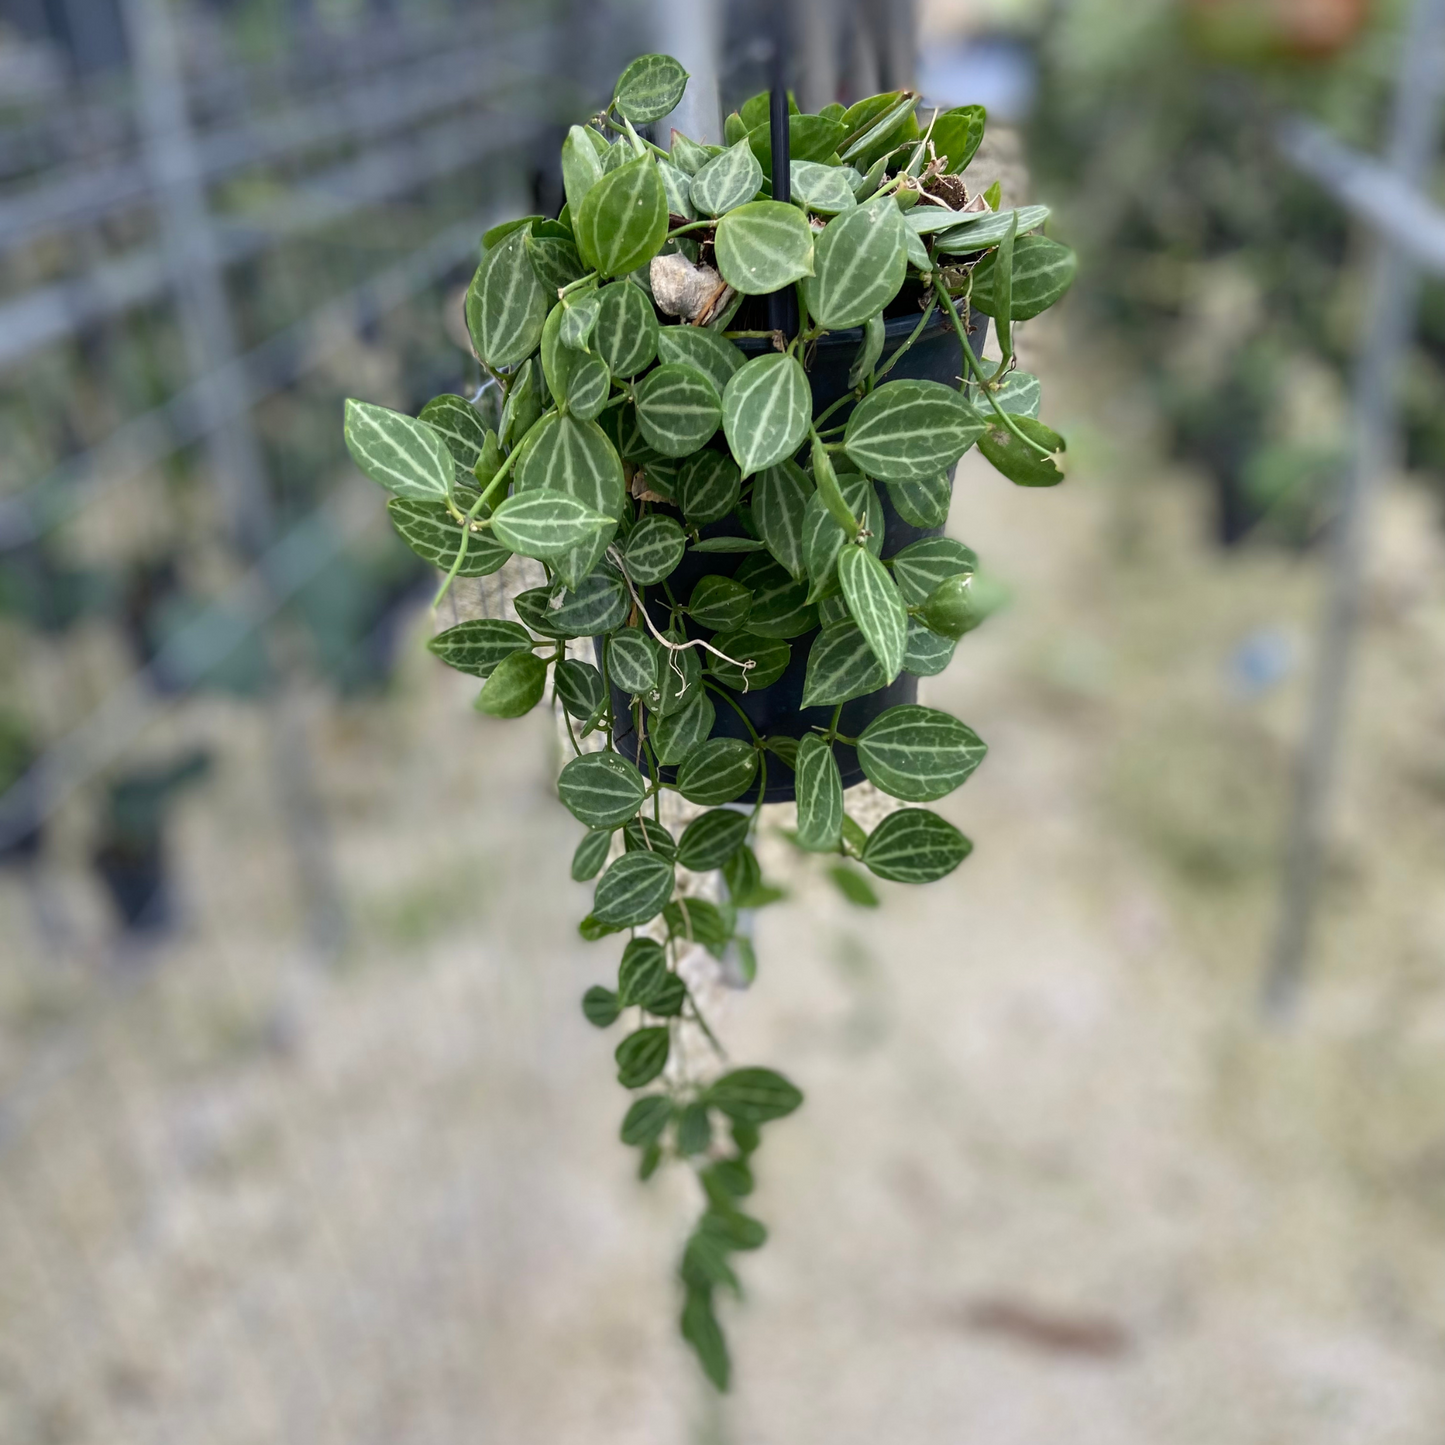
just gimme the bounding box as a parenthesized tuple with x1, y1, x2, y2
(873, 298, 937, 384)
(667, 219, 716, 239)
(558, 271, 598, 297)
(931, 278, 1052, 458)
(702, 677, 761, 743)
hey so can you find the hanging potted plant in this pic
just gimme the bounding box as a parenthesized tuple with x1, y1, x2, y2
(343, 53, 1075, 1390)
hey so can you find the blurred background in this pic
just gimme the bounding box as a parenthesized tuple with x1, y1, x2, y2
(4, 0, 1445, 1439)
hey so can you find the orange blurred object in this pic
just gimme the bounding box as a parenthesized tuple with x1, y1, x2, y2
(1184, 0, 1371, 61)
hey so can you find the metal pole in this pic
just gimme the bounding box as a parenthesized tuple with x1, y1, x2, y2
(1264, 0, 1445, 1018)
(654, 0, 722, 144)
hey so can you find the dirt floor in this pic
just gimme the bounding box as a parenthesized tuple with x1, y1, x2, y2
(7, 254, 1445, 1445)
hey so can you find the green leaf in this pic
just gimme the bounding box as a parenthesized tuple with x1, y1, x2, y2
(968, 235, 1076, 319)
(498, 359, 540, 446)
(817, 592, 849, 626)
(802, 619, 888, 707)
(624, 512, 687, 584)
(903, 617, 957, 676)
(615, 1026, 670, 1087)
(978, 415, 1066, 487)
(557, 751, 647, 827)
(735, 554, 817, 638)
(689, 537, 766, 554)
(571, 828, 614, 881)
(843, 379, 987, 481)
(886, 475, 951, 529)
(747, 114, 848, 177)
(575, 156, 669, 279)
(981, 180, 1002, 210)
(489, 487, 613, 566)
(560, 288, 602, 351)
(677, 1102, 712, 1155)
(635, 363, 722, 457)
(704, 1157, 755, 1200)
(418, 394, 490, 478)
(795, 735, 843, 852)
(475, 650, 548, 717)
(714, 200, 814, 295)
(582, 985, 621, 1027)
(838, 545, 907, 680)
(623, 815, 676, 862)
(840, 93, 919, 167)
(658, 158, 695, 219)
(578, 914, 627, 941)
(687, 574, 752, 632)
(427, 618, 534, 677)
(856, 704, 986, 801)
(993, 209, 1017, 364)
(706, 1067, 803, 1123)
(762, 735, 799, 770)
(638, 1141, 662, 1178)
(803, 196, 908, 331)
(618, 936, 669, 1005)
(861, 808, 972, 883)
(539, 301, 573, 401)
(608, 627, 660, 694)
(677, 809, 751, 871)
(676, 738, 759, 805)
(556, 659, 605, 722)
(828, 864, 879, 907)
(547, 568, 630, 635)
(600, 138, 632, 174)
(988, 369, 1041, 418)
(932, 104, 987, 174)
(465, 228, 547, 368)
(669, 130, 713, 175)
(888, 536, 977, 604)
(526, 230, 587, 294)
(752, 459, 813, 579)
(564, 353, 611, 421)
(689, 138, 764, 217)
(932, 204, 1051, 252)
(594, 280, 659, 377)
(482, 216, 542, 251)
(645, 972, 687, 1017)
(516, 413, 626, 520)
(594, 850, 675, 926)
(722, 353, 810, 479)
(646, 630, 703, 716)
(562, 125, 604, 215)
(848, 312, 886, 388)
(387, 497, 511, 576)
(656, 326, 745, 395)
(811, 434, 860, 537)
(652, 691, 714, 764)
(513, 587, 569, 639)
(620, 1093, 672, 1146)
(679, 450, 742, 523)
(345, 399, 453, 500)
(802, 472, 882, 594)
(707, 630, 791, 690)
(664, 896, 732, 956)
(722, 843, 761, 903)
(917, 573, 989, 639)
(789, 159, 858, 215)
(613, 53, 689, 124)
(739, 89, 797, 129)
(681, 1284, 731, 1392)
(700, 1204, 767, 1251)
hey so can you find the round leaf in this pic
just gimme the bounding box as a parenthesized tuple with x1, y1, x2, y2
(575, 156, 669, 279)
(803, 197, 908, 331)
(751, 459, 813, 580)
(556, 659, 605, 720)
(427, 618, 534, 678)
(613, 53, 689, 124)
(465, 228, 547, 368)
(652, 690, 714, 764)
(387, 497, 511, 577)
(676, 809, 751, 871)
(594, 280, 660, 377)
(789, 159, 858, 215)
(707, 630, 791, 691)
(594, 850, 676, 926)
(856, 704, 987, 801)
(675, 738, 759, 805)
(687, 574, 752, 632)
(722, 353, 810, 478)
(635, 362, 722, 457)
(547, 569, 630, 635)
(735, 553, 816, 638)
(345, 400, 453, 501)
(690, 139, 764, 217)
(620, 1093, 672, 1145)
(474, 650, 547, 717)
(656, 326, 745, 395)
(615, 1025, 670, 1087)
(889, 536, 977, 605)
(565, 353, 611, 421)
(618, 936, 669, 1006)
(679, 449, 742, 523)
(861, 808, 972, 883)
(886, 475, 952, 529)
(571, 828, 614, 882)
(516, 414, 626, 520)
(714, 200, 815, 295)
(582, 985, 621, 1028)
(843, 379, 987, 482)
(801, 619, 888, 708)
(918, 574, 988, 639)
(557, 751, 647, 827)
(489, 486, 613, 561)
(608, 627, 661, 695)
(903, 618, 957, 676)
(624, 512, 687, 584)
(968, 235, 1077, 319)
(705, 1067, 803, 1123)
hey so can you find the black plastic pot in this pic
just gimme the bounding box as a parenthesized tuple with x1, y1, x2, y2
(610, 306, 987, 804)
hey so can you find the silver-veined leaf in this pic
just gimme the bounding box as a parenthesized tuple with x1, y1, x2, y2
(794, 734, 843, 852)
(861, 808, 972, 883)
(789, 159, 858, 215)
(474, 650, 547, 718)
(903, 617, 957, 676)
(932, 204, 1051, 251)
(675, 737, 759, 805)
(746, 114, 848, 175)
(608, 628, 661, 694)
(802, 472, 882, 593)
(418, 394, 490, 475)
(679, 449, 741, 523)
(656, 326, 745, 395)
(801, 619, 888, 707)
(489, 487, 613, 560)
(557, 750, 647, 826)
(843, 379, 987, 481)
(689, 138, 764, 217)
(722, 352, 810, 478)
(387, 497, 511, 576)
(634, 362, 722, 457)
(624, 513, 687, 584)
(676, 809, 751, 871)
(856, 704, 986, 801)
(837, 544, 908, 681)
(516, 413, 626, 519)
(802, 196, 908, 331)
(669, 130, 713, 176)
(546, 569, 630, 635)
(564, 352, 611, 420)
(707, 630, 790, 691)
(714, 200, 814, 295)
(525, 230, 587, 293)
(562, 125, 604, 214)
(968, 235, 1077, 319)
(426, 618, 534, 678)
(616, 1026, 670, 1087)
(752, 459, 813, 580)
(594, 280, 659, 377)
(652, 690, 714, 764)
(847, 312, 886, 388)
(658, 158, 694, 219)
(647, 630, 702, 716)
(575, 155, 669, 279)
(465, 228, 547, 368)
(613, 53, 689, 124)
(687, 574, 752, 632)
(704, 1067, 803, 1123)
(555, 659, 605, 719)
(571, 828, 614, 883)
(733, 555, 816, 638)
(886, 474, 951, 529)
(888, 536, 977, 604)
(344, 399, 453, 500)
(560, 289, 602, 351)
(932, 104, 986, 174)
(593, 849, 675, 926)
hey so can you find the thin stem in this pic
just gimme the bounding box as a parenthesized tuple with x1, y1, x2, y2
(685, 995, 727, 1060)
(931, 278, 1052, 458)
(751, 748, 768, 819)
(828, 703, 844, 739)
(874, 298, 938, 384)
(702, 677, 761, 743)
(558, 270, 598, 298)
(667, 219, 716, 239)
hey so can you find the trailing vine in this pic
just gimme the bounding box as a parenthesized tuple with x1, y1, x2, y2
(343, 53, 1074, 1389)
